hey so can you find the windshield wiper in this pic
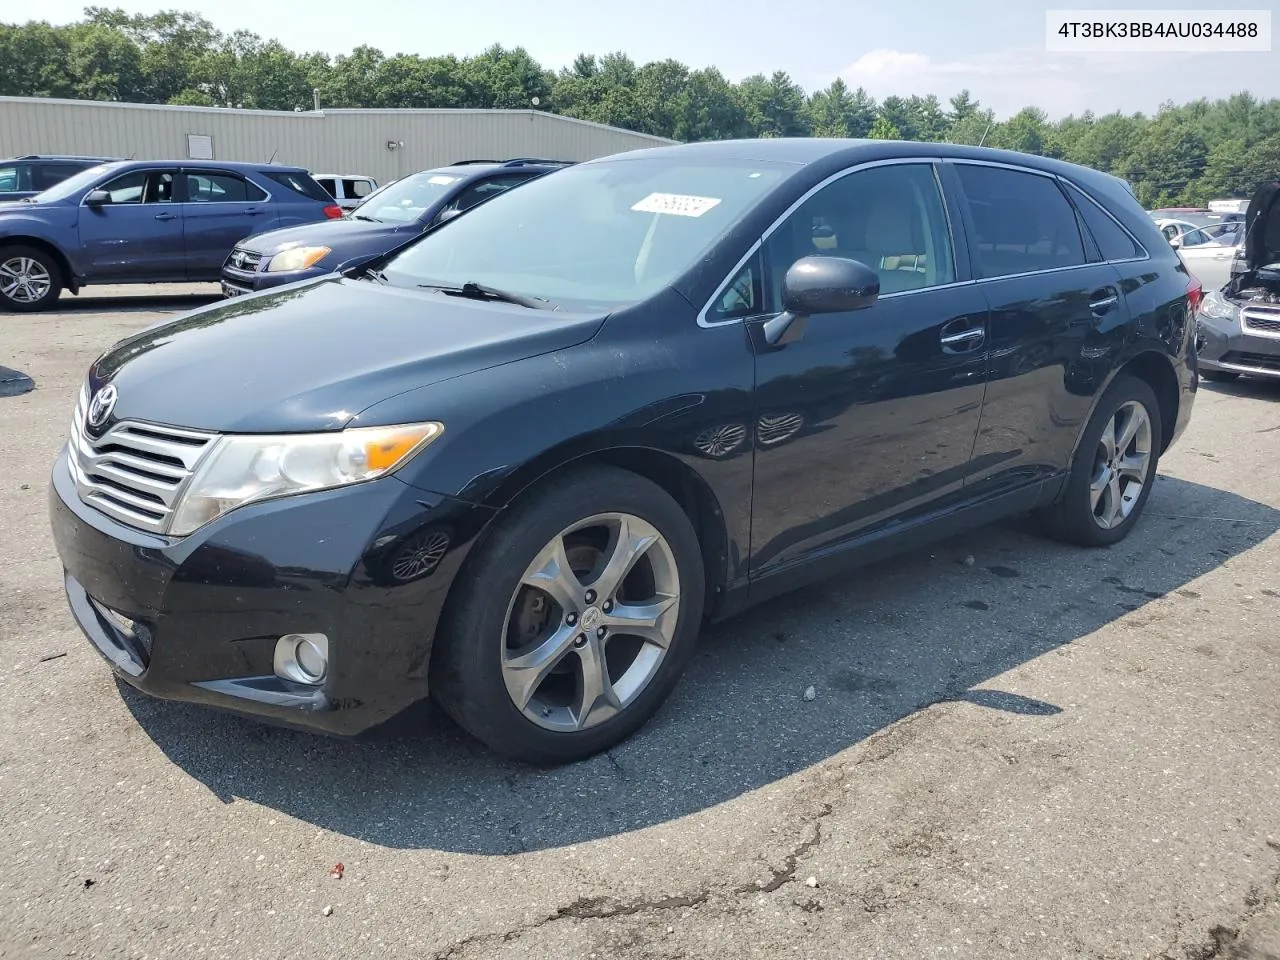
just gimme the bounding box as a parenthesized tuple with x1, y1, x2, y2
(420, 280, 556, 310)
(363, 268, 391, 285)
(351, 214, 380, 222)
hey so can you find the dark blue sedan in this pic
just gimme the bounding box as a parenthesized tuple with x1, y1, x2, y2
(219, 159, 571, 297)
(0, 160, 341, 311)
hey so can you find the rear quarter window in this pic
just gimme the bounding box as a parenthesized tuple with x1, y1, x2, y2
(1065, 182, 1144, 261)
(264, 171, 333, 202)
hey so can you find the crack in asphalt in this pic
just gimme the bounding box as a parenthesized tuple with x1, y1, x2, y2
(1161, 854, 1280, 960)
(735, 806, 831, 895)
(432, 797, 840, 958)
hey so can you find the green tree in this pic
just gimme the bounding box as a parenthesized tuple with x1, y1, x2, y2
(737, 71, 807, 138)
(867, 116, 901, 140)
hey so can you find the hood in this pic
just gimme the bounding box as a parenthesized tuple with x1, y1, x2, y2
(1243, 180, 1280, 271)
(238, 217, 413, 257)
(88, 276, 608, 433)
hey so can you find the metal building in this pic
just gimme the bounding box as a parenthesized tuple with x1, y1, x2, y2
(0, 96, 677, 184)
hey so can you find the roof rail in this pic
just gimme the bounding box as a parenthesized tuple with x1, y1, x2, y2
(449, 159, 501, 165)
(502, 157, 574, 167)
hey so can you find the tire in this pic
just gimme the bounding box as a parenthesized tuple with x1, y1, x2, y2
(0, 245, 63, 312)
(1199, 369, 1240, 383)
(430, 465, 706, 765)
(1037, 374, 1163, 547)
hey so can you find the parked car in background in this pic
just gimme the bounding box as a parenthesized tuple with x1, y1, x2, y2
(0, 160, 341, 311)
(51, 139, 1197, 764)
(0, 155, 118, 202)
(1196, 179, 1280, 382)
(313, 173, 378, 211)
(220, 158, 572, 296)
(1169, 221, 1245, 291)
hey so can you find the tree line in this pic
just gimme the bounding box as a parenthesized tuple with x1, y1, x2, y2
(3, 7, 1278, 208)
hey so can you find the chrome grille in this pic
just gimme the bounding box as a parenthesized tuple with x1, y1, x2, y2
(226, 248, 263, 272)
(67, 386, 219, 534)
(1242, 307, 1280, 338)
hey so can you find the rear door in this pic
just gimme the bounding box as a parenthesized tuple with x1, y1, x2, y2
(77, 167, 185, 280)
(947, 160, 1132, 498)
(179, 170, 274, 279)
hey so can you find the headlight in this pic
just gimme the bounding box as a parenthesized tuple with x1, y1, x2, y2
(265, 245, 332, 272)
(1198, 289, 1241, 324)
(169, 421, 443, 536)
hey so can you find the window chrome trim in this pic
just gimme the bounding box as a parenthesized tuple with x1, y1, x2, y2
(696, 154, 1163, 329)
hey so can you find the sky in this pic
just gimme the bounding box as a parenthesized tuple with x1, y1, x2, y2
(27, 0, 1279, 119)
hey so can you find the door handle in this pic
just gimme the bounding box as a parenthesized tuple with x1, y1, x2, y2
(154, 212, 178, 221)
(940, 326, 985, 352)
(1089, 288, 1119, 314)
(245, 207, 264, 216)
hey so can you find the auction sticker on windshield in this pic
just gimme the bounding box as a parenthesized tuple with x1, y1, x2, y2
(631, 193, 722, 217)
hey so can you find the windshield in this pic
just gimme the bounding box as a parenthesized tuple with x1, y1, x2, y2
(381, 157, 791, 309)
(354, 171, 466, 223)
(27, 164, 115, 203)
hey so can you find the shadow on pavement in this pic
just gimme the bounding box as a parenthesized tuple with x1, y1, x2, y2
(121, 474, 1279, 854)
(0, 365, 36, 397)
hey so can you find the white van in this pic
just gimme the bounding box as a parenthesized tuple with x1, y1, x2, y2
(1208, 198, 1249, 214)
(313, 174, 378, 211)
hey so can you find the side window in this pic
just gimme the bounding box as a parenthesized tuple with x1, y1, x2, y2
(343, 178, 373, 199)
(33, 164, 72, 191)
(956, 164, 1086, 278)
(707, 252, 765, 322)
(445, 174, 531, 215)
(265, 172, 333, 202)
(98, 171, 175, 204)
(1179, 228, 1210, 247)
(0, 164, 26, 193)
(316, 178, 337, 198)
(1065, 183, 1143, 261)
(184, 173, 267, 203)
(761, 162, 956, 304)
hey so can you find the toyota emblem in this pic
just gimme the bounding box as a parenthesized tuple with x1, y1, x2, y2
(86, 384, 118, 428)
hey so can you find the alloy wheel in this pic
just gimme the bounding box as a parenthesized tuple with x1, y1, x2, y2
(1090, 399, 1153, 530)
(501, 512, 681, 733)
(0, 257, 52, 305)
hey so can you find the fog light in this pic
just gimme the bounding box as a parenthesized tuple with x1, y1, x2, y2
(273, 633, 329, 685)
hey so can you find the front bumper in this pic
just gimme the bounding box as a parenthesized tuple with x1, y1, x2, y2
(220, 263, 330, 296)
(1197, 309, 1280, 378)
(49, 447, 494, 736)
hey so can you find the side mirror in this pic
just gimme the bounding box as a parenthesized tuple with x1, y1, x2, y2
(84, 189, 110, 207)
(1169, 238, 1182, 249)
(761, 256, 880, 346)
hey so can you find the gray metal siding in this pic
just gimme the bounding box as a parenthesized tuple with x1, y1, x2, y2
(0, 98, 676, 184)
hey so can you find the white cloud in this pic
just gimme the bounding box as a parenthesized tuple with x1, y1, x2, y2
(835, 47, 1185, 120)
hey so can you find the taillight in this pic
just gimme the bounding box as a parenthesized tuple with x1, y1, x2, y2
(323, 204, 343, 220)
(1187, 276, 1204, 313)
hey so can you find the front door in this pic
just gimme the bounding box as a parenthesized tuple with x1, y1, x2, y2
(77, 168, 184, 280)
(743, 160, 990, 576)
(179, 171, 275, 279)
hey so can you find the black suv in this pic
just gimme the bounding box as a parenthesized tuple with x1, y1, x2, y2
(0, 155, 117, 201)
(219, 158, 573, 296)
(50, 139, 1197, 765)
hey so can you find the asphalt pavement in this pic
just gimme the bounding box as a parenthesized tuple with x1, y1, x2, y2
(1, 284, 1278, 960)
